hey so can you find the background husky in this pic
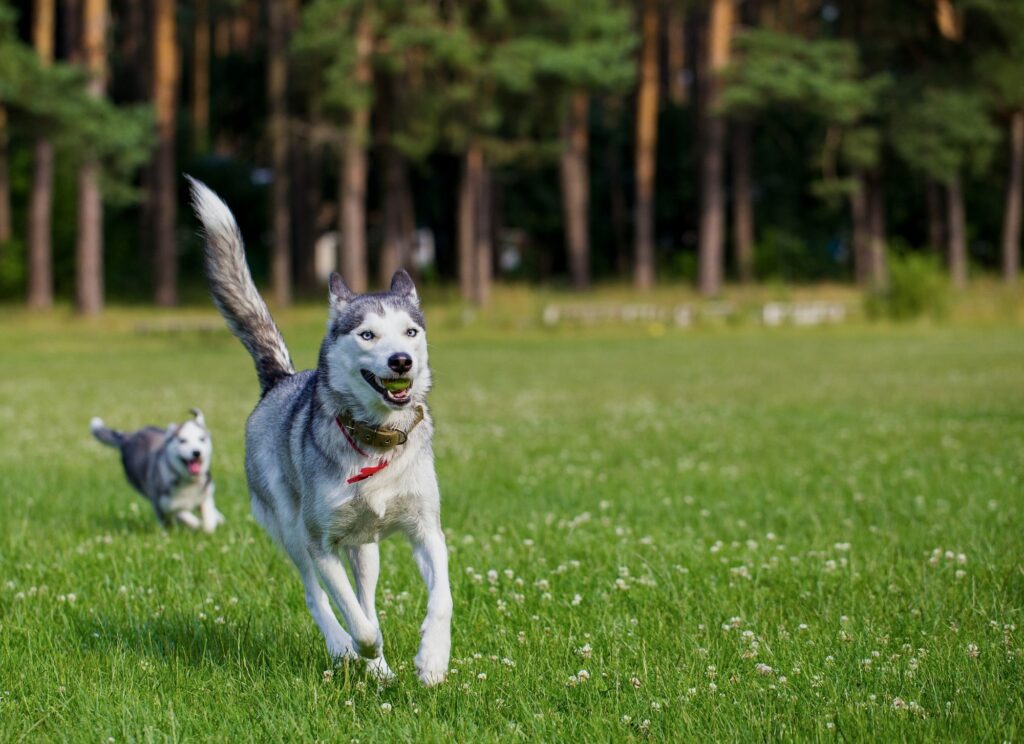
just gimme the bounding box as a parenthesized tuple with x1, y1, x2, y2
(188, 177, 452, 686)
(91, 409, 224, 532)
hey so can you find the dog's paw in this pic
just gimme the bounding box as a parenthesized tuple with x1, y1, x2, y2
(416, 665, 448, 687)
(364, 655, 396, 684)
(415, 647, 449, 687)
(327, 638, 358, 663)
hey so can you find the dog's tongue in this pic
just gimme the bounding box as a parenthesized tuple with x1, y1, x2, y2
(188, 460, 202, 475)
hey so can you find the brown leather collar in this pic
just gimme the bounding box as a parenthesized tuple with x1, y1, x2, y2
(336, 405, 425, 451)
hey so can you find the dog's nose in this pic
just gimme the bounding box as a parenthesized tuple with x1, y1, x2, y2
(388, 353, 412, 374)
(192, 449, 201, 459)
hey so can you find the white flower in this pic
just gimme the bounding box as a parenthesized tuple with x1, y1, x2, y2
(380, 702, 392, 712)
(755, 664, 773, 676)
(630, 676, 642, 689)
(966, 643, 980, 659)
(477, 673, 487, 680)
(577, 643, 592, 659)
(892, 697, 907, 710)
(322, 669, 334, 682)
(571, 594, 583, 606)
(577, 669, 590, 682)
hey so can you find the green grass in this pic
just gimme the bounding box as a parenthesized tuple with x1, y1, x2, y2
(1, 302, 1022, 742)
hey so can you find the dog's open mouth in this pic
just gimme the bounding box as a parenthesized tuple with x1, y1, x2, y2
(184, 456, 203, 476)
(361, 369, 413, 406)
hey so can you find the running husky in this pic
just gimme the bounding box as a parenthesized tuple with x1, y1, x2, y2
(187, 177, 451, 685)
(91, 409, 225, 532)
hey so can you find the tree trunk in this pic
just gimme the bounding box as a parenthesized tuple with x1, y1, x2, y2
(1001, 111, 1023, 284)
(731, 120, 754, 282)
(380, 146, 413, 287)
(849, 172, 870, 285)
(603, 97, 629, 275)
(75, 0, 108, 316)
(193, 0, 210, 155)
(27, 0, 55, 309)
(866, 172, 887, 289)
(268, 0, 291, 306)
(0, 107, 11, 245)
(667, 7, 687, 106)
(457, 144, 479, 301)
(926, 179, 944, 254)
(473, 158, 493, 306)
(291, 140, 318, 295)
(633, 0, 659, 291)
(560, 91, 591, 290)
(152, 0, 178, 306)
(698, 0, 734, 297)
(946, 173, 968, 289)
(338, 15, 372, 293)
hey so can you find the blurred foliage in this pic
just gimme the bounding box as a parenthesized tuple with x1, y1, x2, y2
(865, 251, 950, 321)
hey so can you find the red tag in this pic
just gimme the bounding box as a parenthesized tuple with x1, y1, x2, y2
(346, 459, 390, 484)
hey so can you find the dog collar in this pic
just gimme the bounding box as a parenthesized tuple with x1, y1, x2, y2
(335, 405, 425, 453)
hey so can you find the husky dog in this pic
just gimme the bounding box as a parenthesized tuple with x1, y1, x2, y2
(91, 409, 224, 532)
(187, 177, 451, 686)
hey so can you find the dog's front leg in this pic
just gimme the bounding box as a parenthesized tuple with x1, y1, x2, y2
(310, 548, 382, 659)
(176, 511, 202, 530)
(348, 544, 394, 682)
(199, 483, 225, 533)
(412, 528, 452, 686)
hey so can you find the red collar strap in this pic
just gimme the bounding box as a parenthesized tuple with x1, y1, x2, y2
(334, 406, 425, 484)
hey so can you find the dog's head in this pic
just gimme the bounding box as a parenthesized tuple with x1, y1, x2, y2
(165, 409, 212, 479)
(319, 270, 431, 420)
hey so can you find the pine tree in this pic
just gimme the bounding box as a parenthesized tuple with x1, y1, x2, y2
(27, 0, 55, 309)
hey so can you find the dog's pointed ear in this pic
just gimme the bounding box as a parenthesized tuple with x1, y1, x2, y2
(165, 423, 178, 440)
(329, 272, 354, 318)
(390, 269, 418, 305)
(190, 408, 205, 428)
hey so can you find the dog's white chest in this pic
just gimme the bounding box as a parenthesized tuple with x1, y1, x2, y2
(161, 479, 206, 513)
(327, 486, 416, 546)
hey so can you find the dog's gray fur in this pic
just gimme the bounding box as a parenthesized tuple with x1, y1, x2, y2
(187, 177, 452, 685)
(90, 409, 224, 532)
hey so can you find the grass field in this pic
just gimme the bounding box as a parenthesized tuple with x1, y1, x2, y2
(0, 297, 1022, 741)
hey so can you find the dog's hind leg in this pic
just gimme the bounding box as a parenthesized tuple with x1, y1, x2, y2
(283, 539, 357, 662)
(348, 543, 394, 682)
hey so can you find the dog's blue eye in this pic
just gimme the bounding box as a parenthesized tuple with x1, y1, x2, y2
(359, 331, 375, 341)
(406, 328, 418, 337)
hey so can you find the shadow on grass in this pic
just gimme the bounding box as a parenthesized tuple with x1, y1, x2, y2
(72, 609, 320, 674)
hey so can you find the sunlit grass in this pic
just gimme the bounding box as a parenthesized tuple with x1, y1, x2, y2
(0, 296, 1021, 741)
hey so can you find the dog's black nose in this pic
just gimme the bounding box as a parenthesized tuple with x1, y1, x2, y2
(388, 353, 413, 374)
(192, 449, 201, 459)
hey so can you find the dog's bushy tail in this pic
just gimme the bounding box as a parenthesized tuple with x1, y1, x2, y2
(90, 417, 123, 448)
(186, 176, 295, 396)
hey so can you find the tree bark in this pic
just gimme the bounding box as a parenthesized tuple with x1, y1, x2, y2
(1001, 111, 1023, 284)
(75, 0, 108, 315)
(731, 120, 754, 282)
(0, 107, 10, 245)
(153, 0, 178, 306)
(560, 91, 591, 290)
(866, 172, 888, 289)
(698, 0, 734, 297)
(667, 7, 687, 106)
(27, 0, 55, 309)
(291, 140, 318, 295)
(926, 179, 944, 254)
(946, 173, 968, 289)
(193, 0, 210, 155)
(633, 0, 660, 291)
(338, 15, 372, 293)
(268, 0, 291, 306)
